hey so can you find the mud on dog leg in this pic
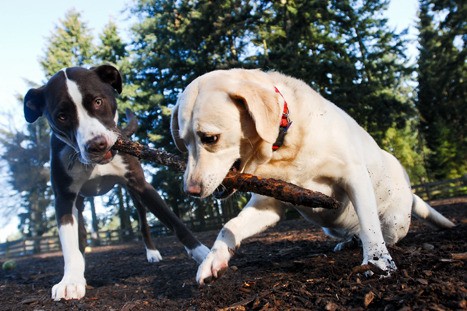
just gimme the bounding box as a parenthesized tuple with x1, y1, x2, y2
(346, 169, 396, 275)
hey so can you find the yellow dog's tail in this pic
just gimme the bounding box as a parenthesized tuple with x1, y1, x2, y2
(412, 194, 455, 228)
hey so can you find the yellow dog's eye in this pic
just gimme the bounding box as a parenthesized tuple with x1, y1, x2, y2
(200, 134, 220, 145)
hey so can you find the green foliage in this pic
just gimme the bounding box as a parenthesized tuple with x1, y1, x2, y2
(417, 0, 466, 179)
(4, 0, 465, 239)
(128, 0, 256, 144)
(382, 121, 430, 183)
(127, 0, 258, 218)
(96, 20, 127, 65)
(252, 0, 415, 143)
(39, 9, 95, 78)
(124, 0, 421, 218)
(96, 20, 135, 110)
(0, 117, 53, 241)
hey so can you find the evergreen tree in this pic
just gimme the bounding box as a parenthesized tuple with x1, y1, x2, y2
(96, 20, 127, 65)
(129, 0, 255, 143)
(0, 10, 98, 246)
(39, 9, 95, 78)
(125, 0, 426, 218)
(382, 120, 429, 183)
(128, 0, 256, 220)
(96, 19, 133, 111)
(95, 20, 139, 233)
(417, 0, 466, 179)
(0, 114, 52, 251)
(253, 0, 415, 144)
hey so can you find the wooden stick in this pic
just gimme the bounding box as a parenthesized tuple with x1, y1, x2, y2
(113, 137, 340, 209)
(114, 137, 187, 172)
(222, 171, 340, 209)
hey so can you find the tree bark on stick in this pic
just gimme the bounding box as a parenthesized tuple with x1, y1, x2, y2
(113, 137, 340, 210)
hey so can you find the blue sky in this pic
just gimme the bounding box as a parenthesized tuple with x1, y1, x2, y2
(0, 0, 419, 241)
(0, 0, 419, 119)
(0, 0, 130, 121)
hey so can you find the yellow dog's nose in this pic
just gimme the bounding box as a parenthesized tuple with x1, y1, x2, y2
(185, 180, 202, 197)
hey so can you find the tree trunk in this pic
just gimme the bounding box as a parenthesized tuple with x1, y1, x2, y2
(89, 198, 101, 246)
(116, 186, 134, 241)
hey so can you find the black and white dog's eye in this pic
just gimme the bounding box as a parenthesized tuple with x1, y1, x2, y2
(201, 134, 220, 145)
(94, 98, 103, 107)
(57, 113, 67, 122)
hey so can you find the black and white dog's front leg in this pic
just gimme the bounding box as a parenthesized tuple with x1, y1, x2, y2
(128, 179, 209, 264)
(51, 194, 87, 301)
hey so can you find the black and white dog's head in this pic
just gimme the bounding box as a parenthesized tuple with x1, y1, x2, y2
(24, 65, 122, 164)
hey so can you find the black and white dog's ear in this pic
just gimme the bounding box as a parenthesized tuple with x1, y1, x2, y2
(93, 65, 123, 94)
(24, 87, 45, 123)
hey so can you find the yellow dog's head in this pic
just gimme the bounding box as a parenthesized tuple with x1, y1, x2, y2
(171, 69, 283, 198)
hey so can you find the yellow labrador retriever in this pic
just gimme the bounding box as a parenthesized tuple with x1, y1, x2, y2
(170, 69, 454, 284)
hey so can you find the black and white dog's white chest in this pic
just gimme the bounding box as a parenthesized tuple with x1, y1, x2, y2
(59, 144, 129, 197)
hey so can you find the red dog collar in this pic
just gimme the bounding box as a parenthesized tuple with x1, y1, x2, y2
(272, 87, 292, 151)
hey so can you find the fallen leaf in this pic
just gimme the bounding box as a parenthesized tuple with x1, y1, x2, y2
(364, 291, 375, 308)
(325, 301, 338, 311)
(224, 295, 256, 310)
(20, 298, 38, 305)
(351, 263, 387, 276)
(239, 287, 251, 294)
(451, 252, 467, 260)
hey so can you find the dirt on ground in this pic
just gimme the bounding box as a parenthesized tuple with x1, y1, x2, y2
(1, 201, 465, 310)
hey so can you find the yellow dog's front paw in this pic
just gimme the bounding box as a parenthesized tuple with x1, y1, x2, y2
(196, 247, 231, 285)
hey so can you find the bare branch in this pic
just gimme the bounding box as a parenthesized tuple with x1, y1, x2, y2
(113, 137, 340, 210)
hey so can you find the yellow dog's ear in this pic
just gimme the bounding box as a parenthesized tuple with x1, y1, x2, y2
(229, 82, 281, 144)
(170, 103, 187, 152)
(171, 80, 200, 152)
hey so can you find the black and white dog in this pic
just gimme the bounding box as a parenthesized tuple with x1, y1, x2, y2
(23, 65, 209, 301)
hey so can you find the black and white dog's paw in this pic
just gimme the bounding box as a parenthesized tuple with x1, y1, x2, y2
(146, 249, 163, 263)
(51, 275, 86, 301)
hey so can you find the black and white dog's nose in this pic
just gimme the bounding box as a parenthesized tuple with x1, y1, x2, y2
(85, 135, 108, 154)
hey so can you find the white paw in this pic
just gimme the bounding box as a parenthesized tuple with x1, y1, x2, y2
(363, 253, 397, 277)
(146, 249, 163, 263)
(196, 247, 231, 285)
(185, 244, 210, 264)
(51, 275, 86, 301)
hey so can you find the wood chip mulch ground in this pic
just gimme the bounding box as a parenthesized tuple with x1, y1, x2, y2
(1, 200, 465, 310)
